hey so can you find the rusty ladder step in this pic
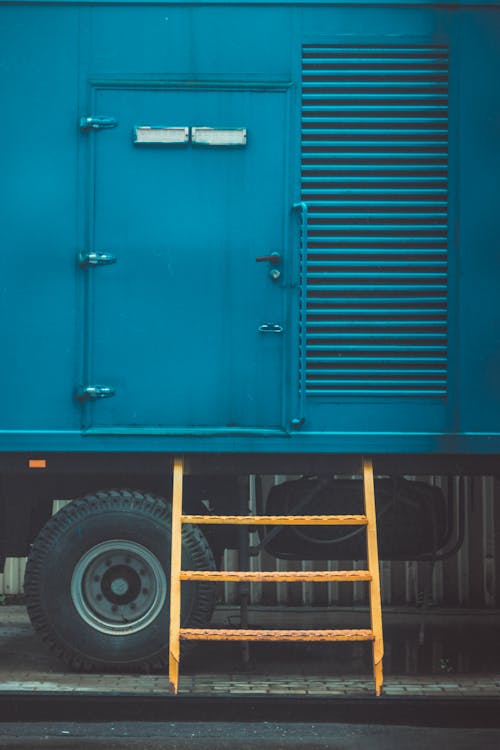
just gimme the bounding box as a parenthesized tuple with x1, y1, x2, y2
(180, 570, 372, 582)
(182, 514, 368, 526)
(180, 628, 375, 642)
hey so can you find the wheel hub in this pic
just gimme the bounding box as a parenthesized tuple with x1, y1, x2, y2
(71, 540, 167, 635)
(108, 574, 131, 598)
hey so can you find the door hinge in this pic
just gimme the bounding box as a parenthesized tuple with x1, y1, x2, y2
(76, 385, 116, 401)
(80, 116, 118, 131)
(78, 251, 117, 268)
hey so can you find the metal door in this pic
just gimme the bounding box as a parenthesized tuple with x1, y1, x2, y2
(83, 86, 289, 432)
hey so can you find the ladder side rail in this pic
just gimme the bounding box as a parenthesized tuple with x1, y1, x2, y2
(362, 457, 384, 696)
(169, 456, 184, 695)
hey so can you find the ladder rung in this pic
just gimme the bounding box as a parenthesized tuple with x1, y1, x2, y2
(180, 628, 375, 642)
(180, 570, 372, 583)
(181, 514, 368, 526)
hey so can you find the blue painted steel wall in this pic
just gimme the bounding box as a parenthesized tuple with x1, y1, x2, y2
(1, 1, 500, 455)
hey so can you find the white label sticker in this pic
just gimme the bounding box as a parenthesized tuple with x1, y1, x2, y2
(191, 127, 247, 146)
(134, 126, 189, 145)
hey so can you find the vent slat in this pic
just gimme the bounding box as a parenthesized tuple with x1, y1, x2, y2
(303, 152, 447, 159)
(308, 245, 447, 250)
(308, 356, 447, 363)
(303, 95, 447, 102)
(308, 260, 447, 267)
(304, 390, 446, 396)
(300, 45, 449, 397)
(303, 130, 447, 136)
(308, 368, 447, 374)
(307, 345, 446, 352)
(302, 82, 447, 89)
(307, 232, 447, 237)
(303, 105, 448, 111)
(308, 310, 445, 316)
(307, 274, 447, 282)
(307, 320, 446, 328)
(303, 141, 447, 147)
(308, 211, 446, 218)
(303, 168, 447, 174)
(306, 201, 448, 206)
(303, 177, 448, 184)
(306, 286, 447, 293)
(303, 118, 448, 126)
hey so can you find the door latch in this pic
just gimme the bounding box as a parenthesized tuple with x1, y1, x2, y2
(256, 252, 281, 281)
(76, 385, 116, 401)
(78, 251, 117, 268)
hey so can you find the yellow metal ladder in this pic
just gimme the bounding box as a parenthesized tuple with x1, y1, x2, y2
(169, 457, 384, 695)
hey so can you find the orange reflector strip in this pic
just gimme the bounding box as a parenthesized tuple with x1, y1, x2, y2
(29, 459, 46, 469)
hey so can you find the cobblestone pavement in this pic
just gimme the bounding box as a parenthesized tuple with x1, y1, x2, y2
(0, 672, 499, 696)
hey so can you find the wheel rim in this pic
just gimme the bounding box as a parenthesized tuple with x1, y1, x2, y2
(71, 540, 167, 636)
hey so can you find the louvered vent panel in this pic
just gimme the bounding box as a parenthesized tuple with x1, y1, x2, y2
(301, 45, 449, 396)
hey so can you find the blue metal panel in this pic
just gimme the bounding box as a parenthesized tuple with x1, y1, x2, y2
(456, 8, 500, 434)
(0, 6, 81, 431)
(0, 1, 499, 455)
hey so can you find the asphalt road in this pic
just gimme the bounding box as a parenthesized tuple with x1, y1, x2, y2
(1, 722, 500, 750)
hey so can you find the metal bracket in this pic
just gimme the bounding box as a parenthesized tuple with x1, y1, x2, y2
(76, 385, 116, 401)
(78, 251, 117, 268)
(80, 116, 118, 131)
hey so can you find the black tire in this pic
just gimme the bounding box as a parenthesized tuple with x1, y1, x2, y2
(24, 489, 216, 671)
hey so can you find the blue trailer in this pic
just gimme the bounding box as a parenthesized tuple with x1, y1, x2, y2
(0, 0, 499, 671)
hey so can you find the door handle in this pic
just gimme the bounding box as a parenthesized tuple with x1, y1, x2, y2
(258, 323, 284, 334)
(255, 252, 281, 265)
